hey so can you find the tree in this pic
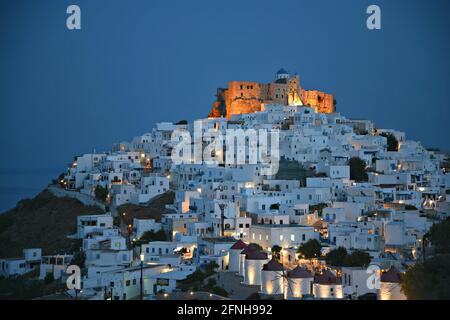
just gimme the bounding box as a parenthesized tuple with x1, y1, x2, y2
(355, 128, 368, 135)
(349, 157, 368, 182)
(427, 218, 450, 254)
(401, 219, 450, 299)
(402, 254, 450, 299)
(205, 278, 217, 290)
(314, 172, 327, 177)
(44, 272, 54, 285)
(325, 247, 348, 267)
(380, 132, 399, 152)
(204, 261, 219, 273)
(210, 286, 229, 297)
(57, 172, 67, 188)
(140, 230, 167, 242)
(358, 292, 377, 300)
(325, 248, 371, 268)
(309, 203, 328, 217)
(271, 245, 282, 260)
(346, 250, 371, 267)
(179, 270, 205, 291)
(71, 251, 86, 269)
(269, 203, 280, 210)
(94, 185, 108, 202)
(297, 239, 322, 259)
(176, 247, 188, 255)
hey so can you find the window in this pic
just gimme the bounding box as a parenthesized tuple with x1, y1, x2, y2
(290, 234, 295, 241)
(280, 235, 284, 241)
(126, 280, 130, 287)
(133, 279, 137, 285)
(302, 234, 306, 241)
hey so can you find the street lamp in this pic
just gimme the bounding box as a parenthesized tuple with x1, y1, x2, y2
(140, 252, 145, 300)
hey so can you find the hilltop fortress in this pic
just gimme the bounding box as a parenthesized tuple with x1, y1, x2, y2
(208, 69, 335, 118)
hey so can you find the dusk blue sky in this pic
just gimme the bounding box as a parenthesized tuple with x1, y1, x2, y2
(0, 0, 449, 210)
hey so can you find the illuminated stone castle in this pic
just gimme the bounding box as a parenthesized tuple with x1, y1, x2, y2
(208, 69, 335, 118)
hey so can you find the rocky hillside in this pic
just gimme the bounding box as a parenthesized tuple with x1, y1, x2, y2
(117, 191, 175, 226)
(0, 190, 104, 258)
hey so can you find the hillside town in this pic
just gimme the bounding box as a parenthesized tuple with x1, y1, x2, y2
(1, 69, 449, 300)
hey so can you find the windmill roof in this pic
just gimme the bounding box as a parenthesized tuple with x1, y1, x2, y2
(314, 270, 339, 285)
(380, 266, 402, 283)
(262, 258, 284, 271)
(245, 250, 268, 260)
(240, 243, 260, 255)
(230, 239, 247, 250)
(288, 266, 313, 279)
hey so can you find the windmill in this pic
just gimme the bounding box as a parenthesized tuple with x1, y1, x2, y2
(267, 255, 295, 299)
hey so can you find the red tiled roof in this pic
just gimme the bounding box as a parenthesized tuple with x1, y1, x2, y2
(288, 266, 313, 279)
(380, 266, 402, 283)
(314, 270, 339, 285)
(230, 239, 247, 250)
(262, 258, 284, 271)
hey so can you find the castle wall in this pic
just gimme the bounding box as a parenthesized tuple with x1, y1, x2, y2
(225, 81, 263, 118)
(301, 89, 335, 113)
(208, 72, 335, 118)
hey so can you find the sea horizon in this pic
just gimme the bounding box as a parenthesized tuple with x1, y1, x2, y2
(0, 168, 62, 213)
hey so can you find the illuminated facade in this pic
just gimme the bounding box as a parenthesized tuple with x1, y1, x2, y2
(208, 69, 335, 118)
